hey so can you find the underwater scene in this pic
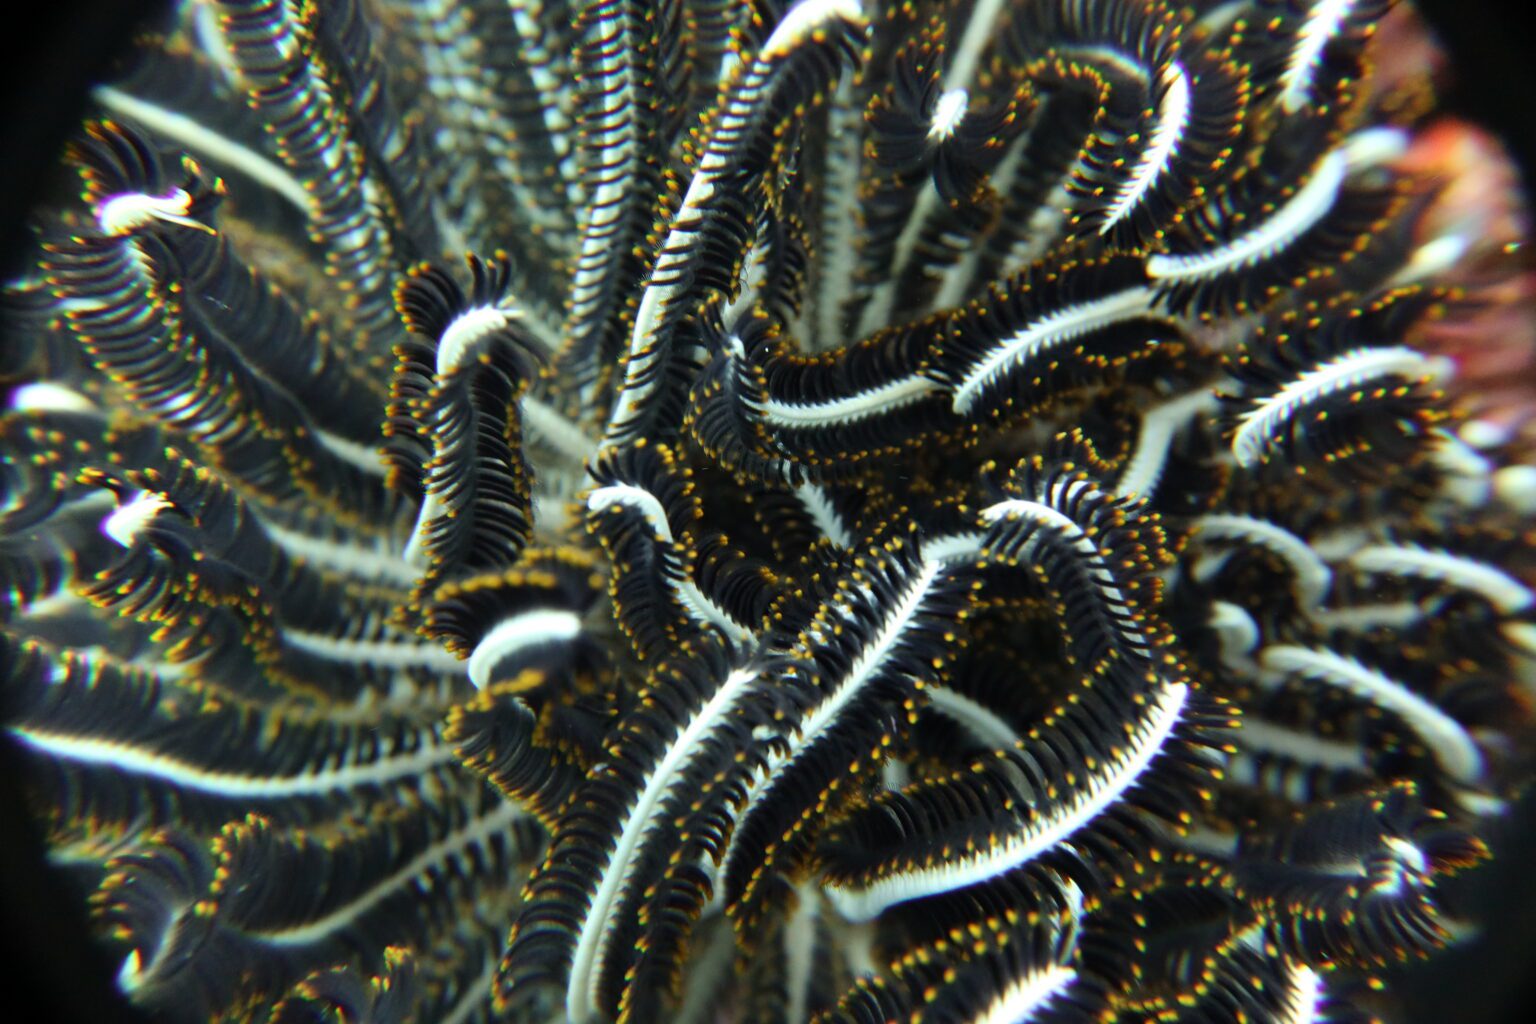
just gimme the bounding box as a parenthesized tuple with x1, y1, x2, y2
(2, 1, 1535, 1022)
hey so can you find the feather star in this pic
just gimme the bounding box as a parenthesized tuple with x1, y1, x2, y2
(2, 1, 1534, 1022)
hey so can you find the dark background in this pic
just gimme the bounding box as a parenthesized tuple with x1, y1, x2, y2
(2, 0, 1533, 1020)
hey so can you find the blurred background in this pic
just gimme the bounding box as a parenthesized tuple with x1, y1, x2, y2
(2, 1, 1533, 1020)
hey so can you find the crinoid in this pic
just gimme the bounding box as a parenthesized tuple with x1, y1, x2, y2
(2, 1, 1534, 1022)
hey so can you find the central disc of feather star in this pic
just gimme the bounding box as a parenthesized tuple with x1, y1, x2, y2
(2, 1, 1533, 1023)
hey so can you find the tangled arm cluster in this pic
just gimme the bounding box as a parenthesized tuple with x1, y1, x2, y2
(3, 1, 1535, 1022)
